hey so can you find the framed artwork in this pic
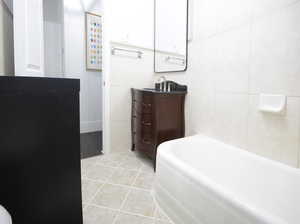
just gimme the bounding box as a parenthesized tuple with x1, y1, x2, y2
(85, 12, 102, 71)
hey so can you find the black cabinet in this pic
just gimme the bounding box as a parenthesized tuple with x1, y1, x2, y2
(0, 77, 82, 224)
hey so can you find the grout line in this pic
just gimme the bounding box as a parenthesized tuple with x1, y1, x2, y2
(111, 155, 145, 224)
(111, 189, 131, 224)
(205, 91, 300, 98)
(88, 203, 156, 220)
(82, 155, 121, 205)
(82, 152, 173, 223)
(85, 175, 109, 205)
(152, 194, 174, 224)
(130, 166, 143, 188)
(81, 177, 105, 184)
(251, 0, 300, 24)
(83, 176, 150, 189)
(119, 156, 144, 210)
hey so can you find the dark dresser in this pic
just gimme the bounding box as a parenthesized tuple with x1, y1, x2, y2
(0, 77, 82, 224)
(131, 88, 187, 169)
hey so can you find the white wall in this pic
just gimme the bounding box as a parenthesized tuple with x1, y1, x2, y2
(110, 0, 186, 54)
(43, 0, 64, 77)
(109, 0, 300, 168)
(109, 43, 154, 152)
(187, 0, 300, 168)
(110, 0, 153, 49)
(64, 0, 103, 133)
(0, 0, 14, 76)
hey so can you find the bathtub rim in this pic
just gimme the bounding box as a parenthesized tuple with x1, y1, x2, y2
(156, 134, 295, 224)
(158, 134, 300, 177)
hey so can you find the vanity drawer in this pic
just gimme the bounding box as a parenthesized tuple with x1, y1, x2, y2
(133, 101, 152, 114)
(132, 114, 153, 132)
(132, 90, 152, 104)
(132, 90, 153, 114)
(140, 114, 152, 126)
(132, 125, 154, 155)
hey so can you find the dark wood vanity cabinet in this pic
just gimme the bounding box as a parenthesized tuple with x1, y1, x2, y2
(131, 88, 186, 169)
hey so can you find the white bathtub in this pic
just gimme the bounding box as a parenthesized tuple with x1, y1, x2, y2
(154, 135, 300, 224)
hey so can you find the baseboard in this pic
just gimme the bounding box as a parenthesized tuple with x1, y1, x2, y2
(80, 131, 103, 159)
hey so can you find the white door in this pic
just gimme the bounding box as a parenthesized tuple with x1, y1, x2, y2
(14, 0, 45, 77)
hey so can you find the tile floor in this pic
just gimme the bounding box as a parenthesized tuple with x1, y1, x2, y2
(81, 151, 174, 224)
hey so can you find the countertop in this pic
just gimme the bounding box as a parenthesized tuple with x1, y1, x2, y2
(132, 88, 187, 94)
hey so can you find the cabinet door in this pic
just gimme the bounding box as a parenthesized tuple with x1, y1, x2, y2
(14, 0, 45, 76)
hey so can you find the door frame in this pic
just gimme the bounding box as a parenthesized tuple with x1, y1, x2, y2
(60, 0, 111, 154)
(101, 0, 111, 154)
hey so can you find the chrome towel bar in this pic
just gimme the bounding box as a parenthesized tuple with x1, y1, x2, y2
(165, 56, 185, 65)
(111, 47, 143, 59)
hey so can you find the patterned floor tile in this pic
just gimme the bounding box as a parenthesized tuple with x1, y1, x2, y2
(81, 152, 174, 224)
(114, 213, 154, 224)
(121, 189, 156, 217)
(108, 168, 139, 186)
(92, 183, 130, 209)
(83, 205, 117, 224)
(81, 179, 103, 203)
(86, 164, 116, 182)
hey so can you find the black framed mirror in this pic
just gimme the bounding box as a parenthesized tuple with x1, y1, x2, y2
(154, 0, 189, 73)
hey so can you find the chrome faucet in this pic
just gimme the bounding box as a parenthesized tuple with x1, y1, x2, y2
(157, 76, 167, 92)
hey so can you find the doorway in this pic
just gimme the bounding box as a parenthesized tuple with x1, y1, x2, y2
(13, 0, 105, 158)
(63, 0, 104, 158)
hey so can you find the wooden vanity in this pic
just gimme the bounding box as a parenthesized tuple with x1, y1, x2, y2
(131, 88, 187, 170)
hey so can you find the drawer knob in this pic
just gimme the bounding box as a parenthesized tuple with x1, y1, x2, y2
(142, 121, 152, 126)
(142, 103, 152, 107)
(142, 139, 151, 144)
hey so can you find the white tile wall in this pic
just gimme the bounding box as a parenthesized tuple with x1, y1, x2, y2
(214, 26, 251, 93)
(215, 0, 252, 32)
(249, 3, 300, 96)
(188, 40, 216, 136)
(214, 93, 249, 149)
(110, 86, 132, 122)
(109, 44, 155, 153)
(247, 95, 300, 167)
(186, 0, 300, 167)
(109, 0, 300, 168)
(251, 0, 299, 17)
(110, 120, 131, 153)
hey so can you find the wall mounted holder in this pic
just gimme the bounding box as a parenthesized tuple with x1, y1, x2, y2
(165, 56, 186, 65)
(111, 47, 143, 59)
(259, 94, 286, 115)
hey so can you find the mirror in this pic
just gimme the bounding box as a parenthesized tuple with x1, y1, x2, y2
(154, 0, 188, 73)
